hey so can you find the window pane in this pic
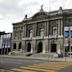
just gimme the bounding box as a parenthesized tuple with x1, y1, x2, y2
(64, 31, 69, 38)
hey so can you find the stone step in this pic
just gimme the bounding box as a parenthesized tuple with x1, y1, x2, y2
(31, 53, 57, 58)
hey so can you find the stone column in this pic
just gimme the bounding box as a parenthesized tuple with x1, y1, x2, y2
(48, 40, 51, 53)
(42, 39, 48, 53)
(42, 41, 45, 54)
(60, 39, 64, 56)
(33, 24, 35, 37)
(24, 25, 26, 37)
(22, 40, 26, 53)
(33, 24, 36, 37)
(57, 41, 61, 55)
(47, 21, 49, 36)
(61, 19, 63, 35)
(58, 19, 60, 35)
(16, 42, 19, 51)
(45, 39, 49, 53)
(31, 40, 36, 53)
(44, 22, 47, 36)
(22, 26, 24, 38)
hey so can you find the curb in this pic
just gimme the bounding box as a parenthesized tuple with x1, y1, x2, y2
(0, 55, 72, 62)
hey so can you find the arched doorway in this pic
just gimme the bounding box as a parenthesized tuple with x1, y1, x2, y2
(13, 43, 16, 49)
(27, 42, 31, 52)
(37, 42, 43, 53)
(18, 42, 22, 50)
(51, 44, 57, 52)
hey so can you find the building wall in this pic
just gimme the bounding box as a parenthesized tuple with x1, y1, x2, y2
(12, 7, 72, 56)
(0, 33, 12, 54)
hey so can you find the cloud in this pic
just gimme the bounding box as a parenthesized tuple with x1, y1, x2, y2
(0, 14, 4, 19)
(0, 0, 3, 3)
(0, 0, 72, 32)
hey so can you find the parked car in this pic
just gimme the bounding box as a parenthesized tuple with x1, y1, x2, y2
(8, 51, 18, 55)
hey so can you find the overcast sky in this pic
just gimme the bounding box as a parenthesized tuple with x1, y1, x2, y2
(0, 0, 72, 32)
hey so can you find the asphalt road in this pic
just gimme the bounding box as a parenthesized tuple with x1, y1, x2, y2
(57, 65, 72, 72)
(0, 56, 72, 72)
(0, 57, 45, 70)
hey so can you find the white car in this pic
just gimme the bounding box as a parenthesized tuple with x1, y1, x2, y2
(8, 51, 18, 55)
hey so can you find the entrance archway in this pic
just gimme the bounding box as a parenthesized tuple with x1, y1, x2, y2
(37, 42, 43, 53)
(13, 43, 16, 49)
(18, 42, 22, 50)
(27, 42, 31, 52)
(51, 44, 57, 52)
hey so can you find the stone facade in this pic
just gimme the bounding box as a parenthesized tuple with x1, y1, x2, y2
(12, 6, 72, 56)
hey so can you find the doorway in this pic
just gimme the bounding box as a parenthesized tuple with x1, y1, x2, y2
(37, 42, 43, 53)
(27, 42, 31, 52)
(51, 44, 57, 52)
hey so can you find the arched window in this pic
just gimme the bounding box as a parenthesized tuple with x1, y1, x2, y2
(13, 43, 16, 49)
(37, 42, 43, 53)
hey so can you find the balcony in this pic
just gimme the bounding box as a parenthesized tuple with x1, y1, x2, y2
(48, 35, 63, 39)
(22, 35, 63, 41)
(22, 36, 49, 40)
(48, 35, 58, 39)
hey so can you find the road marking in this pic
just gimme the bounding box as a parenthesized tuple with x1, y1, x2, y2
(20, 66, 56, 72)
(11, 68, 22, 72)
(11, 61, 72, 72)
(11, 68, 36, 72)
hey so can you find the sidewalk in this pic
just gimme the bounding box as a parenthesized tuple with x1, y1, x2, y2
(0, 55, 72, 62)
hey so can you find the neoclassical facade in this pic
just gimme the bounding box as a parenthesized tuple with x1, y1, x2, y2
(12, 6, 72, 56)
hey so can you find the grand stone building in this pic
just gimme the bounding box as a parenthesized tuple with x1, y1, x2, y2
(12, 6, 72, 56)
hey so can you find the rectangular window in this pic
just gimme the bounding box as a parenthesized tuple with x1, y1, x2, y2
(64, 31, 69, 38)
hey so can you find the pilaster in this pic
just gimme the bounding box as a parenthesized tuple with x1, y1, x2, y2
(44, 22, 47, 36)
(31, 40, 36, 53)
(33, 24, 37, 37)
(47, 21, 49, 36)
(61, 19, 63, 35)
(22, 41, 26, 52)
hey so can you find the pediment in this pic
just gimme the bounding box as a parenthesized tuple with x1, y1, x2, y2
(32, 12, 48, 20)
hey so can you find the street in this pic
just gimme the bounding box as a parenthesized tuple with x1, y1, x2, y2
(58, 65, 72, 72)
(0, 56, 72, 72)
(0, 56, 45, 70)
